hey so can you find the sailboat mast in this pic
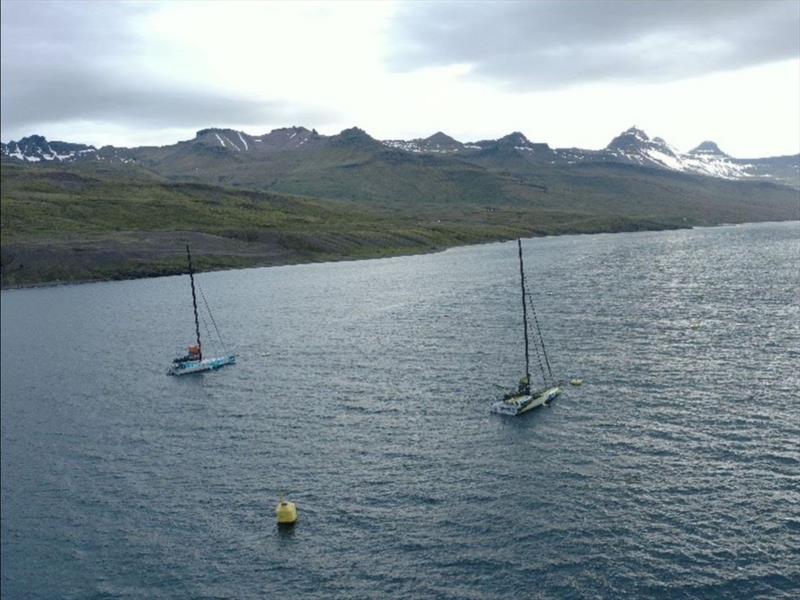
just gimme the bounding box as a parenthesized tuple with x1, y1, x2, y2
(186, 244, 202, 360)
(518, 239, 530, 383)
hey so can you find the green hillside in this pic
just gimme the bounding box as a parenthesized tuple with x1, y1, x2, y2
(0, 164, 591, 286)
(93, 130, 798, 224)
(1, 142, 798, 288)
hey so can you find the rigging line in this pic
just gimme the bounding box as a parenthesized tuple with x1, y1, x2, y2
(526, 287, 553, 382)
(528, 309, 548, 386)
(198, 307, 214, 354)
(197, 282, 228, 353)
(525, 284, 554, 382)
(526, 295, 552, 384)
(524, 289, 548, 386)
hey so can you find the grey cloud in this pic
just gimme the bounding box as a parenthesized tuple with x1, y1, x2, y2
(1, 1, 145, 71)
(1, 63, 331, 133)
(388, 0, 800, 88)
(0, 1, 335, 138)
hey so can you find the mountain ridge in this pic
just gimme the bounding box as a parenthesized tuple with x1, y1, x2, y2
(3, 121, 798, 287)
(3, 126, 798, 188)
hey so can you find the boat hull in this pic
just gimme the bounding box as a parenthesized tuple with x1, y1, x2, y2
(490, 386, 561, 416)
(168, 354, 236, 376)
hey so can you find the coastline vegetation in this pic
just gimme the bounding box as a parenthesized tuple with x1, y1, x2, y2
(1, 161, 796, 288)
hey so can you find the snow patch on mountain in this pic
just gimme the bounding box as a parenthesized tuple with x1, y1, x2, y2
(2, 128, 796, 188)
(382, 132, 463, 154)
(383, 140, 455, 153)
(1, 137, 99, 162)
(604, 126, 763, 181)
(681, 152, 752, 179)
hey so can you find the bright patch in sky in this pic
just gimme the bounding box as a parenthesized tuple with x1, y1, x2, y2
(1, 0, 798, 157)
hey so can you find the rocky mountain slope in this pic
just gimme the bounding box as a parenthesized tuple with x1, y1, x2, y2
(3, 121, 798, 287)
(3, 126, 798, 188)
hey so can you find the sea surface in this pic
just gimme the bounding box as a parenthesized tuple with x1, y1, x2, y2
(2, 222, 799, 599)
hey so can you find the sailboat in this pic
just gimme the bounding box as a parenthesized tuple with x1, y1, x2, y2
(490, 239, 561, 415)
(167, 245, 236, 376)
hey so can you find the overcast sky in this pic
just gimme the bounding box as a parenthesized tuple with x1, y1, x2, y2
(2, 0, 798, 157)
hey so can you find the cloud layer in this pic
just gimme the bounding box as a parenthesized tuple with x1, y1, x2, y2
(1, 1, 797, 155)
(389, 0, 800, 88)
(0, 1, 331, 141)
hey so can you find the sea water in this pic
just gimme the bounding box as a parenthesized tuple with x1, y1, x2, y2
(2, 222, 799, 598)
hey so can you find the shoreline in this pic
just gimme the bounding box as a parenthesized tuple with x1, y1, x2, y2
(4, 220, 796, 291)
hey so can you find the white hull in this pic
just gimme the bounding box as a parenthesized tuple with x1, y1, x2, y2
(490, 386, 561, 416)
(168, 354, 236, 375)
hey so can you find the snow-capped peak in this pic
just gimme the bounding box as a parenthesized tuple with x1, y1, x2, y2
(622, 126, 649, 142)
(689, 141, 728, 157)
(3, 127, 795, 188)
(603, 128, 757, 180)
(1, 135, 97, 162)
(498, 131, 532, 146)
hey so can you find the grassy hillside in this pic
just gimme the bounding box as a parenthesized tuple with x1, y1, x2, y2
(78, 133, 798, 223)
(2, 153, 797, 287)
(0, 164, 600, 286)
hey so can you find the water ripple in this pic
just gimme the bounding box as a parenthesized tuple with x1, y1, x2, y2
(2, 222, 800, 598)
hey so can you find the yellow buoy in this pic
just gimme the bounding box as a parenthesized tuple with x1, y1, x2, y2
(570, 378, 584, 386)
(276, 499, 298, 525)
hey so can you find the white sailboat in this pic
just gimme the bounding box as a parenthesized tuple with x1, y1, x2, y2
(491, 239, 561, 416)
(167, 245, 236, 376)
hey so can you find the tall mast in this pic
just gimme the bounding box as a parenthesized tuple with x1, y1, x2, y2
(186, 244, 202, 360)
(518, 239, 530, 384)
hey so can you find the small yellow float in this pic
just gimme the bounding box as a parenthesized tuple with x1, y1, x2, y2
(570, 378, 584, 386)
(276, 498, 298, 526)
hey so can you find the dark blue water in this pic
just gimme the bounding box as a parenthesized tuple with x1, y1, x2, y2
(2, 222, 799, 598)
